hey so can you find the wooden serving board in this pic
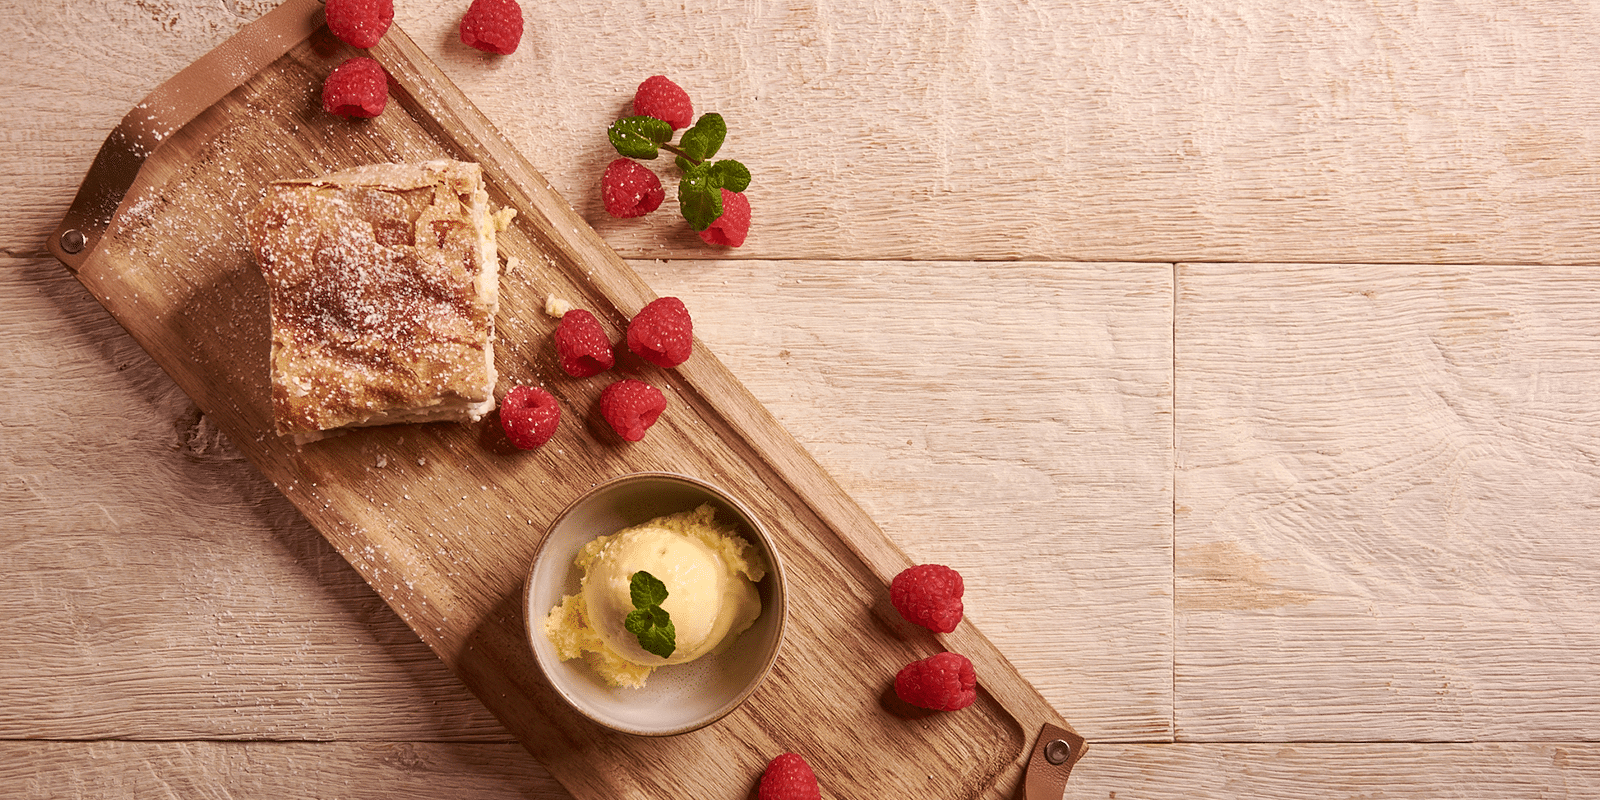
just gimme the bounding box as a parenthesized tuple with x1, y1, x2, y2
(48, 1, 1082, 797)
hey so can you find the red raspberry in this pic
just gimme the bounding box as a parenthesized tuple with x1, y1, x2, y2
(321, 57, 389, 119)
(894, 651, 978, 712)
(625, 296, 693, 368)
(600, 158, 664, 218)
(324, 0, 393, 49)
(697, 189, 750, 247)
(758, 752, 821, 800)
(632, 75, 693, 130)
(499, 385, 560, 450)
(553, 308, 615, 377)
(599, 379, 666, 442)
(890, 563, 964, 633)
(459, 0, 523, 55)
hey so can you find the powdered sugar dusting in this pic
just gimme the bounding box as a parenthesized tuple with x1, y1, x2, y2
(245, 161, 501, 437)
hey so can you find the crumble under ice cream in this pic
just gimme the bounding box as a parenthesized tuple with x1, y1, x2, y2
(543, 503, 767, 688)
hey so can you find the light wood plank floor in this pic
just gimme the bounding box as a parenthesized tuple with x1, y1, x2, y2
(4, 0, 1598, 797)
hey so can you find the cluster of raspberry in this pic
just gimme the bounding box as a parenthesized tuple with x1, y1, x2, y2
(750, 563, 976, 800)
(499, 297, 692, 450)
(601, 76, 752, 248)
(320, 0, 525, 119)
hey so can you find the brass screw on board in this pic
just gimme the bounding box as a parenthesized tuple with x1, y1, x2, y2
(1044, 738, 1074, 765)
(60, 229, 86, 254)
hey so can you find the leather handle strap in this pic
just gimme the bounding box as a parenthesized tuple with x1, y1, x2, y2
(48, 0, 324, 272)
(1013, 722, 1087, 800)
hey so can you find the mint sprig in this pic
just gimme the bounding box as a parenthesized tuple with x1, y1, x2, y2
(623, 571, 676, 659)
(606, 107, 749, 235)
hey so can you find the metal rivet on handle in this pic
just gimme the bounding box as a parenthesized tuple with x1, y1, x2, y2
(60, 229, 86, 254)
(1044, 738, 1073, 765)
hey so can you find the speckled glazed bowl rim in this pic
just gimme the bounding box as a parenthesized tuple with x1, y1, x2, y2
(523, 472, 789, 737)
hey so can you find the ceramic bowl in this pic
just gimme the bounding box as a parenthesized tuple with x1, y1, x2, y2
(523, 472, 788, 736)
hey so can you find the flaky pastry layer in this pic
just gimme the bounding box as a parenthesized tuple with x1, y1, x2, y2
(246, 160, 505, 442)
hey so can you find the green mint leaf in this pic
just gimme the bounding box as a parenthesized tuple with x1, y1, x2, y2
(678, 113, 727, 163)
(623, 607, 649, 636)
(624, 607, 677, 658)
(629, 571, 669, 609)
(709, 159, 750, 193)
(678, 162, 723, 231)
(608, 116, 673, 159)
(625, 572, 676, 658)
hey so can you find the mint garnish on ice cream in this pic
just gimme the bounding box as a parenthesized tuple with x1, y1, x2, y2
(625, 571, 677, 658)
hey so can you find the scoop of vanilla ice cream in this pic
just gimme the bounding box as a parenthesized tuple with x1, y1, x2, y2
(544, 503, 766, 687)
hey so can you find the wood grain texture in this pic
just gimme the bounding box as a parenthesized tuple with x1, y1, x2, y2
(0, 0, 279, 257)
(5, 741, 1596, 799)
(1071, 743, 1600, 799)
(0, 741, 565, 800)
(0, 256, 513, 742)
(7, 1, 1600, 263)
(7, 0, 1600, 796)
(1175, 263, 1600, 741)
